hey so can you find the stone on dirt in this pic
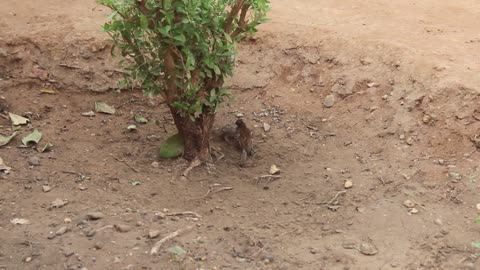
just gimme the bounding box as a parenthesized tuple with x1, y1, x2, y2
(85, 212, 105, 220)
(323, 94, 335, 108)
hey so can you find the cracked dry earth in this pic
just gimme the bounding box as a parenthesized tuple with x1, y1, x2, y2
(2, 0, 480, 270)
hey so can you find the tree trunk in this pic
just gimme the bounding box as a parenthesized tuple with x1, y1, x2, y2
(169, 106, 215, 162)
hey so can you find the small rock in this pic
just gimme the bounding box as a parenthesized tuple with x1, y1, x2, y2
(356, 207, 366, 213)
(342, 240, 357, 250)
(86, 229, 96, 237)
(0, 48, 7, 58)
(148, 230, 161, 239)
(434, 218, 443, 225)
(323, 94, 335, 108)
(28, 156, 41, 166)
(79, 186, 88, 191)
(25, 257, 32, 262)
(261, 254, 274, 264)
(51, 198, 68, 208)
(367, 82, 379, 88)
(402, 200, 415, 208)
(263, 122, 271, 132)
(114, 256, 121, 263)
(81, 111, 96, 117)
(235, 113, 244, 118)
(64, 218, 72, 223)
(56, 226, 68, 235)
(114, 224, 131, 233)
(94, 242, 104, 250)
(359, 241, 379, 256)
(269, 164, 280, 175)
(321, 225, 331, 232)
(151, 161, 159, 168)
(382, 94, 389, 100)
(409, 208, 419, 214)
(85, 212, 105, 220)
(360, 57, 373, 65)
(42, 185, 51, 193)
(344, 180, 353, 189)
(406, 137, 414, 145)
(63, 249, 75, 257)
(127, 125, 137, 131)
(476, 204, 480, 211)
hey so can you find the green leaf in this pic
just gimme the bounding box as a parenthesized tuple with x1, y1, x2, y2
(22, 129, 42, 146)
(472, 242, 480, 249)
(0, 132, 18, 147)
(168, 246, 186, 257)
(139, 15, 148, 29)
(476, 216, 480, 224)
(9, 113, 29, 126)
(159, 133, 184, 159)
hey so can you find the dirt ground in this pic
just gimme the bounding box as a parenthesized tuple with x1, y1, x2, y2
(1, 1, 480, 269)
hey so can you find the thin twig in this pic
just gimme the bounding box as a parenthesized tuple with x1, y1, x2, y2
(189, 187, 234, 200)
(58, 63, 81, 69)
(114, 157, 140, 173)
(318, 190, 347, 205)
(165, 211, 202, 219)
(150, 226, 194, 255)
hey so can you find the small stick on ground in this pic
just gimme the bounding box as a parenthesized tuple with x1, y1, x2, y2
(189, 187, 234, 200)
(318, 190, 347, 205)
(96, 225, 114, 232)
(377, 176, 386, 185)
(58, 63, 81, 69)
(114, 157, 140, 173)
(164, 211, 202, 218)
(150, 226, 194, 255)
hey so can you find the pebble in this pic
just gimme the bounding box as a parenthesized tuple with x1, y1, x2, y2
(342, 240, 357, 250)
(402, 200, 415, 208)
(406, 137, 414, 145)
(434, 218, 443, 225)
(28, 156, 41, 166)
(269, 164, 280, 175)
(409, 208, 419, 214)
(64, 218, 72, 223)
(151, 161, 159, 168)
(359, 242, 379, 256)
(85, 212, 105, 220)
(476, 204, 480, 211)
(261, 254, 274, 264)
(235, 113, 244, 118)
(63, 249, 75, 257)
(94, 242, 104, 250)
(56, 226, 68, 235)
(321, 225, 331, 232)
(42, 185, 51, 192)
(86, 229, 96, 237)
(148, 230, 161, 239)
(114, 224, 131, 233)
(25, 257, 32, 262)
(263, 122, 271, 132)
(344, 180, 353, 189)
(0, 48, 7, 57)
(81, 111, 96, 117)
(323, 94, 335, 108)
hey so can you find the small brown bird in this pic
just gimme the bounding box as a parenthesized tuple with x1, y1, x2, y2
(235, 119, 254, 167)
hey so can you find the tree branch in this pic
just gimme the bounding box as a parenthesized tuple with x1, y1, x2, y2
(231, 3, 251, 38)
(224, 0, 245, 33)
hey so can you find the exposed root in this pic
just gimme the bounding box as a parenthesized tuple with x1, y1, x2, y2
(182, 158, 202, 177)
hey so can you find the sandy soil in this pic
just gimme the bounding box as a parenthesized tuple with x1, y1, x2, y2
(1, 1, 480, 270)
